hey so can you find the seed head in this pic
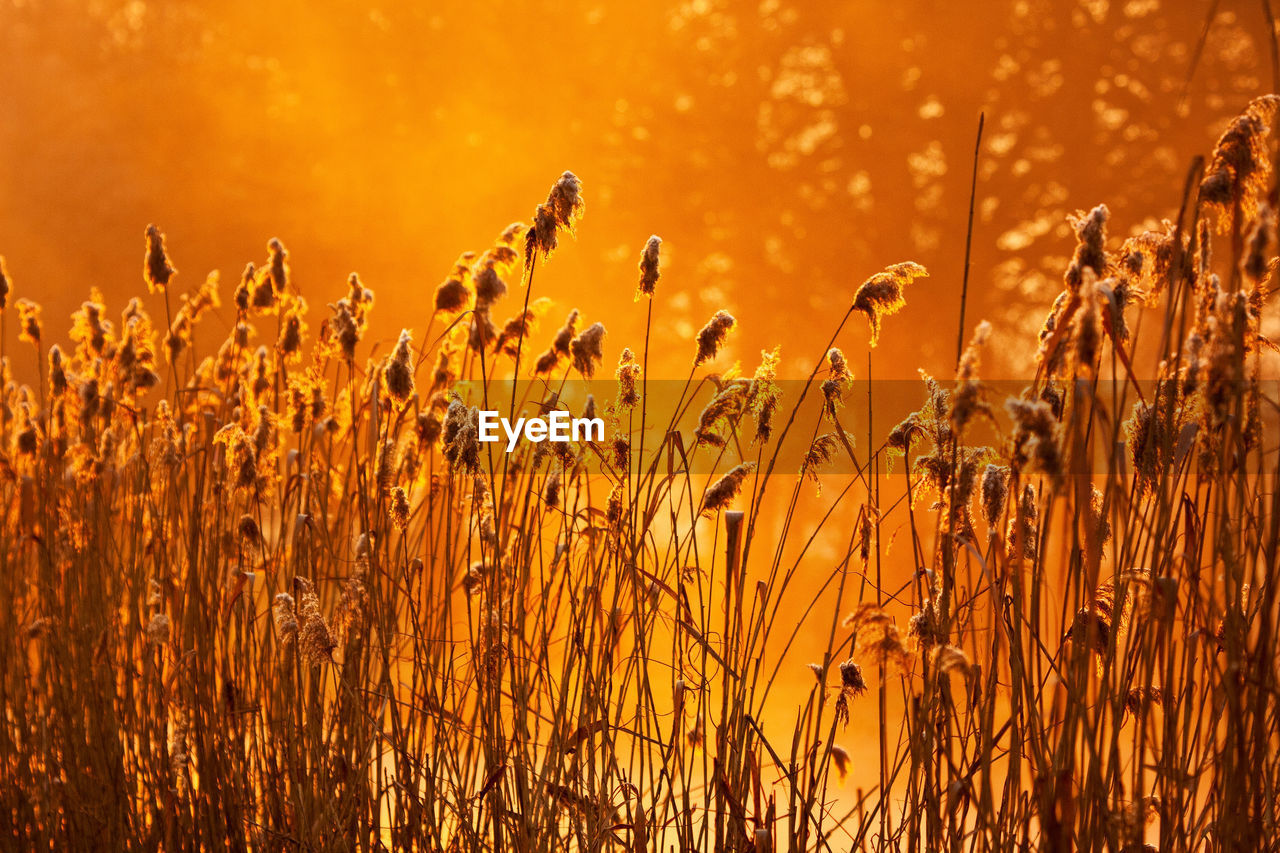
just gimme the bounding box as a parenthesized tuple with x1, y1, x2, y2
(442, 397, 480, 474)
(695, 310, 736, 366)
(798, 427, 849, 489)
(390, 486, 410, 531)
(238, 514, 261, 543)
(606, 482, 625, 527)
(494, 301, 548, 358)
(1244, 204, 1275, 283)
(952, 320, 993, 434)
(1075, 273, 1103, 372)
(295, 577, 337, 666)
(474, 260, 508, 308)
(908, 598, 943, 648)
(931, 645, 973, 680)
(47, 345, 67, 398)
(637, 235, 662, 300)
(852, 262, 928, 346)
(145, 612, 171, 645)
(526, 171, 585, 262)
(330, 302, 360, 362)
(829, 745, 850, 780)
(750, 348, 782, 444)
(434, 278, 470, 314)
(273, 593, 298, 647)
(569, 322, 606, 378)
(980, 464, 1009, 529)
(1064, 205, 1109, 291)
(845, 605, 912, 671)
(701, 462, 756, 515)
(822, 347, 853, 413)
(616, 347, 640, 408)
(552, 309, 579, 357)
(1200, 95, 1280, 224)
(1006, 395, 1062, 483)
(544, 467, 562, 508)
(16, 299, 41, 345)
(277, 297, 308, 361)
(383, 329, 415, 408)
(434, 254, 474, 314)
(143, 224, 176, 293)
(266, 238, 290, 294)
(838, 659, 867, 696)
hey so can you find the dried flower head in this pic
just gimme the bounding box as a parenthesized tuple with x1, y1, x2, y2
(980, 464, 1009, 530)
(1036, 289, 1075, 375)
(544, 467, 562, 508)
(330, 302, 360, 362)
(822, 347, 852, 413)
(169, 709, 190, 794)
(47, 345, 67, 398)
(637, 234, 662, 300)
(442, 397, 481, 474)
(749, 348, 782, 444)
(852, 262, 928, 346)
(273, 593, 298, 647)
(845, 604, 912, 671)
(1005, 484, 1039, 562)
(383, 329, 415, 409)
(701, 462, 756, 515)
(802, 433, 846, 494)
(1064, 205, 1109, 291)
(695, 381, 749, 447)
(295, 577, 337, 666)
(887, 411, 921, 452)
(931, 645, 973, 680)
(390, 486, 410, 531)
(16, 299, 41, 345)
(277, 297, 308, 361)
(550, 308, 579, 359)
(616, 348, 641, 409)
(694, 310, 736, 366)
(143, 224, 176, 293)
(1006, 395, 1062, 483)
(527, 171, 585, 262)
(145, 612, 171, 645)
(1200, 95, 1280, 225)
(1075, 272, 1103, 372)
(909, 597, 944, 648)
(569, 322, 606, 378)
(475, 240, 519, 306)
(435, 278, 471, 315)
(952, 320, 994, 433)
(265, 237, 289, 292)
(829, 745, 850, 780)
(1244, 204, 1275, 284)
(237, 513, 261, 544)
(838, 659, 867, 696)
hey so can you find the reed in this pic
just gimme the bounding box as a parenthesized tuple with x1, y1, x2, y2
(2, 103, 1280, 851)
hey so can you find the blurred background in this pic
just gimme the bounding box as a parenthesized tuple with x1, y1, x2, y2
(1, 0, 1273, 382)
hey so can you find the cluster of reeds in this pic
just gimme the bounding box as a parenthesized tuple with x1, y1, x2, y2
(2, 96, 1280, 850)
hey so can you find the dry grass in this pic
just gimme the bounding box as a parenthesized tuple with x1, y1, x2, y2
(2, 102, 1280, 851)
